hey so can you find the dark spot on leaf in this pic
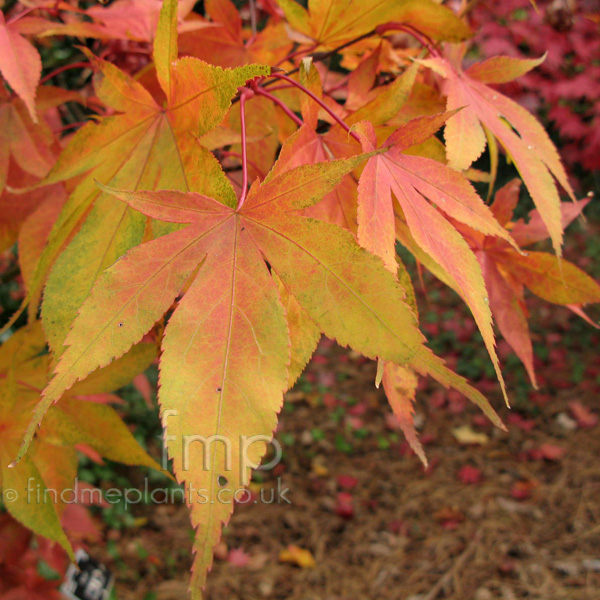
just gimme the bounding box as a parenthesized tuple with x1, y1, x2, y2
(216, 387, 222, 392)
(217, 475, 227, 487)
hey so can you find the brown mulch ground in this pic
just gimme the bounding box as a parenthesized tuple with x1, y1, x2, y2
(100, 334, 600, 600)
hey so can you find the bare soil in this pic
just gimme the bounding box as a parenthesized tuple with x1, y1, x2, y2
(101, 331, 600, 600)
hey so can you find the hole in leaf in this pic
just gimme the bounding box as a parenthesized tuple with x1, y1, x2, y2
(217, 475, 228, 487)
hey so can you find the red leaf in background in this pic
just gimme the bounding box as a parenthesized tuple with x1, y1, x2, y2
(506, 413, 536, 432)
(537, 443, 566, 461)
(472, 1, 600, 172)
(510, 197, 590, 248)
(74, 443, 105, 465)
(337, 474, 358, 490)
(0, 12, 41, 121)
(510, 480, 537, 500)
(0, 514, 31, 566)
(434, 507, 464, 529)
(227, 548, 251, 567)
(133, 373, 154, 409)
(568, 401, 599, 429)
(335, 492, 355, 519)
(0, 515, 68, 599)
(489, 178, 521, 227)
(61, 504, 101, 541)
(457, 465, 483, 484)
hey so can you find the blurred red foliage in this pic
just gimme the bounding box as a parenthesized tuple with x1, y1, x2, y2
(472, 0, 600, 174)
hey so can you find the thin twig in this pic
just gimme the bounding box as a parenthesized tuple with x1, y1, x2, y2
(375, 22, 441, 57)
(254, 86, 303, 127)
(248, 0, 258, 39)
(40, 61, 91, 85)
(268, 20, 438, 83)
(274, 43, 318, 68)
(269, 32, 374, 80)
(271, 73, 360, 143)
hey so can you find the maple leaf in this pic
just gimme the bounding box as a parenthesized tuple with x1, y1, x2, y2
(0, 11, 41, 122)
(276, 0, 473, 50)
(452, 180, 600, 385)
(0, 323, 161, 559)
(0, 512, 69, 599)
(0, 86, 80, 255)
(179, 0, 293, 68)
(420, 50, 575, 256)
(21, 0, 209, 44)
(380, 363, 426, 466)
(16, 152, 504, 596)
(20, 0, 269, 353)
(270, 62, 417, 230)
(268, 65, 360, 230)
(355, 115, 520, 403)
(0, 86, 60, 196)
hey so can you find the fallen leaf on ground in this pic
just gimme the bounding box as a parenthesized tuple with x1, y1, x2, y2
(452, 425, 489, 445)
(227, 548, 250, 567)
(568, 401, 598, 429)
(335, 492, 355, 519)
(337, 474, 359, 490)
(279, 545, 316, 568)
(537, 443, 566, 461)
(457, 465, 483, 484)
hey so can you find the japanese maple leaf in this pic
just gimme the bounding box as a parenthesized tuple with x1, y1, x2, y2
(179, 0, 293, 68)
(0, 86, 60, 195)
(0, 12, 41, 122)
(381, 356, 426, 466)
(0, 323, 161, 559)
(23, 0, 269, 354)
(18, 154, 502, 597)
(0, 177, 64, 255)
(24, 0, 208, 43)
(420, 50, 575, 256)
(86, 0, 196, 41)
(271, 62, 418, 230)
(0, 515, 68, 600)
(355, 114, 520, 403)
(452, 180, 600, 385)
(0, 86, 79, 260)
(276, 0, 472, 50)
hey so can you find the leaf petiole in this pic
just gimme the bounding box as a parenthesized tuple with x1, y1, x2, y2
(375, 22, 441, 58)
(237, 87, 252, 210)
(253, 84, 304, 127)
(270, 72, 361, 144)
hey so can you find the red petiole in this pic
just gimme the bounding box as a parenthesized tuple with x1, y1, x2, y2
(270, 72, 361, 144)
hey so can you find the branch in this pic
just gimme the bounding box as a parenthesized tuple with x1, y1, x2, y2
(267, 20, 439, 82)
(40, 61, 92, 85)
(253, 85, 304, 127)
(270, 73, 361, 144)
